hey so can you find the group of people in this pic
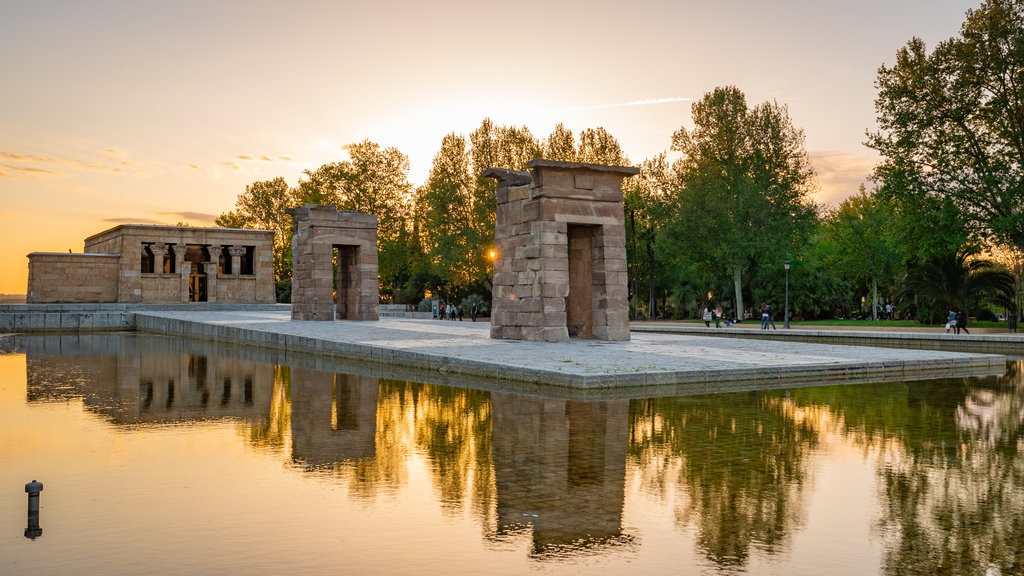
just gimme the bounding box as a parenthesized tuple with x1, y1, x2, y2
(701, 305, 726, 328)
(437, 302, 480, 322)
(759, 303, 777, 330)
(945, 309, 970, 334)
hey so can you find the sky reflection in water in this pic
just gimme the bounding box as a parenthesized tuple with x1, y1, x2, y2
(1, 333, 1021, 576)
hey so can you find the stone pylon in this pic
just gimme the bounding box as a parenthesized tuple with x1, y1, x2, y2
(287, 204, 379, 321)
(485, 160, 638, 342)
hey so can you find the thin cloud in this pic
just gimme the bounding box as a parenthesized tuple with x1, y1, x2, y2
(552, 96, 692, 112)
(235, 154, 292, 163)
(103, 217, 166, 225)
(160, 211, 218, 223)
(0, 163, 63, 178)
(0, 149, 140, 179)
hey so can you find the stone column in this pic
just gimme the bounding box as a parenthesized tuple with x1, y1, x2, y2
(150, 243, 167, 274)
(203, 245, 217, 303)
(175, 245, 189, 302)
(229, 246, 246, 276)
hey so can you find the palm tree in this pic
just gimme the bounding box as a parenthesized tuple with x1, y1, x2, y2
(902, 249, 1015, 323)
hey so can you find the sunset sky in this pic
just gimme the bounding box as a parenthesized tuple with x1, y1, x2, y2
(0, 0, 979, 295)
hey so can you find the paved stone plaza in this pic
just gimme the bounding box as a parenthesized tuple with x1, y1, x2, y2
(130, 309, 1010, 397)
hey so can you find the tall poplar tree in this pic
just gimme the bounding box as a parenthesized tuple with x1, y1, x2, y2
(417, 133, 475, 297)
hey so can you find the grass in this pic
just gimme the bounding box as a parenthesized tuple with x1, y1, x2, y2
(786, 318, 1010, 329)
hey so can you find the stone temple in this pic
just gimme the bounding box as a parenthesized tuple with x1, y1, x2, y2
(26, 224, 275, 304)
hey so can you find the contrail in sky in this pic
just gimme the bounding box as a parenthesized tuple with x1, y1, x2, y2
(553, 97, 692, 112)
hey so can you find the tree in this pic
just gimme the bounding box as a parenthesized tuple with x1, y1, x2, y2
(902, 248, 1016, 322)
(416, 133, 475, 299)
(623, 153, 676, 318)
(543, 123, 577, 161)
(818, 186, 902, 319)
(467, 119, 541, 292)
(577, 127, 629, 165)
(669, 86, 818, 320)
(296, 140, 415, 301)
(216, 177, 296, 283)
(869, 0, 1024, 254)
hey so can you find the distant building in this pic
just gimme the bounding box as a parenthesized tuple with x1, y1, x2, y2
(27, 224, 275, 304)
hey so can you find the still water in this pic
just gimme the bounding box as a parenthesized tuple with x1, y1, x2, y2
(0, 333, 1021, 576)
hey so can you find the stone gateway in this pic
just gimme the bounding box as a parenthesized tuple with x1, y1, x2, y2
(485, 160, 638, 343)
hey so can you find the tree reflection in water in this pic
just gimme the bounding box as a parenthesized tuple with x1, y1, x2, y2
(629, 391, 818, 567)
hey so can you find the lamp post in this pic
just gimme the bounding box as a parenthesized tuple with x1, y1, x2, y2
(784, 260, 791, 329)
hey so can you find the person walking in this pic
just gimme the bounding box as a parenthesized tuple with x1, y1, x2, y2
(945, 309, 956, 333)
(714, 305, 723, 328)
(761, 303, 771, 330)
(956, 309, 970, 334)
(702, 306, 712, 327)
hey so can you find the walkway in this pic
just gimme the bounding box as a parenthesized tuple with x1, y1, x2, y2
(132, 309, 1010, 398)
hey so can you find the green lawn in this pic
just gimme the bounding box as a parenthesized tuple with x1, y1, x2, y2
(791, 318, 1010, 329)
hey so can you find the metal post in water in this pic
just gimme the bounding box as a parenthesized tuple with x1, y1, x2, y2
(25, 480, 43, 540)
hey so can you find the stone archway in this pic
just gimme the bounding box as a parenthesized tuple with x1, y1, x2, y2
(287, 204, 379, 321)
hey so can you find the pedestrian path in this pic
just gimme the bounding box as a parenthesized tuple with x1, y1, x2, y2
(132, 309, 1008, 397)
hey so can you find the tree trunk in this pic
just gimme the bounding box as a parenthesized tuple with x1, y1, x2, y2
(733, 265, 744, 322)
(872, 277, 878, 321)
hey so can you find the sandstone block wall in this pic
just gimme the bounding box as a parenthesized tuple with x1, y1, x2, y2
(27, 253, 120, 303)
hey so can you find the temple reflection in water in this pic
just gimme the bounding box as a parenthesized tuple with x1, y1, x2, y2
(7, 332, 1024, 575)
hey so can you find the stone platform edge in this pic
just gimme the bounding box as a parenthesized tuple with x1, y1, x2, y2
(131, 313, 1007, 393)
(631, 324, 1024, 355)
(0, 303, 289, 332)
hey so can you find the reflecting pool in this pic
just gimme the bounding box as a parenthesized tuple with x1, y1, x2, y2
(1, 333, 1022, 575)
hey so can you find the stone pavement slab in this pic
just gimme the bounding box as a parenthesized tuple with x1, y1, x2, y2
(132, 309, 1008, 398)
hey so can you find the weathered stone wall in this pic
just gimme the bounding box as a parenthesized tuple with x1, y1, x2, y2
(486, 160, 637, 342)
(27, 253, 120, 303)
(288, 205, 379, 321)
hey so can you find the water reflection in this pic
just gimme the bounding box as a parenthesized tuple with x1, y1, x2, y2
(3, 332, 1024, 575)
(630, 392, 816, 566)
(490, 393, 634, 557)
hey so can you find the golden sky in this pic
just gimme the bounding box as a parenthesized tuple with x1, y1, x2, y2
(0, 0, 978, 294)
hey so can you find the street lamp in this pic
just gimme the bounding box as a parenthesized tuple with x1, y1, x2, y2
(784, 260, 791, 329)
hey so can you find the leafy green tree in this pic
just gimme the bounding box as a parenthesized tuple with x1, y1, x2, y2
(869, 0, 1024, 253)
(416, 133, 475, 300)
(818, 186, 902, 319)
(623, 153, 678, 318)
(577, 127, 630, 165)
(295, 140, 415, 301)
(216, 176, 296, 283)
(543, 123, 577, 161)
(467, 119, 541, 291)
(668, 86, 818, 320)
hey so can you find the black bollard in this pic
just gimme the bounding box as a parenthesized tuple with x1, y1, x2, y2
(25, 480, 43, 540)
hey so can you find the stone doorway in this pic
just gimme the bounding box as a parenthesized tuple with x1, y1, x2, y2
(188, 268, 207, 302)
(566, 225, 596, 338)
(333, 245, 359, 320)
